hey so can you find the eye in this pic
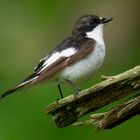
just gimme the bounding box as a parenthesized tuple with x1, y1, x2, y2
(89, 20, 94, 25)
(89, 19, 99, 25)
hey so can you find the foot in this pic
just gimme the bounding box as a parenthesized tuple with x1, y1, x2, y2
(73, 88, 81, 99)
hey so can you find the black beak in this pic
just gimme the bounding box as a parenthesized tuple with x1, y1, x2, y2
(102, 17, 113, 24)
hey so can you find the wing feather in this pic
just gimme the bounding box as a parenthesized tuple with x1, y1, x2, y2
(35, 39, 95, 82)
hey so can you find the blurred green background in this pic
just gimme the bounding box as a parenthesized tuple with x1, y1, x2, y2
(0, 0, 140, 140)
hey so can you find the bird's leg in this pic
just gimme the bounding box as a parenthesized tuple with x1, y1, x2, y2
(57, 84, 63, 99)
(65, 79, 81, 98)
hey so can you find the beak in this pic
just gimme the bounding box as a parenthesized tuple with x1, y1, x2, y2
(101, 17, 113, 24)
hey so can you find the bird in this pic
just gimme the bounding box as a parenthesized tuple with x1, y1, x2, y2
(0, 14, 113, 99)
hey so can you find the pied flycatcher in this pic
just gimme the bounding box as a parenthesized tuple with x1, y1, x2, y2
(1, 14, 113, 99)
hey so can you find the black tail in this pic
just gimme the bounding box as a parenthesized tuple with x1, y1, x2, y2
(0, 73, 38, 99)
(0, 86, 23, 99)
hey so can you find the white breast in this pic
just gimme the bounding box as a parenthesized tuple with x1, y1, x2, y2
(59, 43, 105, 83)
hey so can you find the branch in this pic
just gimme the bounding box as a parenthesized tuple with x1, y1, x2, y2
(45, 65, 140, 127)
(73, 95, 140, 129)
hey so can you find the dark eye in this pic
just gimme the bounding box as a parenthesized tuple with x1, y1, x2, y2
(90, 19, 99, 25)
(90, 20, 94, 25)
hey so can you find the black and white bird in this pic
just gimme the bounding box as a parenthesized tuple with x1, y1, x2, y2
(0, 14, 113, 99)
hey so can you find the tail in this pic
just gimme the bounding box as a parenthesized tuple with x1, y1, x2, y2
(0, 73, 38, 99)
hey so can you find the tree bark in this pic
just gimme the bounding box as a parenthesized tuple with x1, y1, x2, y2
(73, 95, 140, 129)
(45, 65, 140, 128)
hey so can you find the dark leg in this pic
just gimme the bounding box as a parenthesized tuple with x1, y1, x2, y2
(57, 84, 63, 99)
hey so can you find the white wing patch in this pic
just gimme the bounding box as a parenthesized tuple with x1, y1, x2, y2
(17, 76, 38, 88)
(43, 52, 60, 67)
(60, 48, 77, 57)
(38, 47, 77, 73)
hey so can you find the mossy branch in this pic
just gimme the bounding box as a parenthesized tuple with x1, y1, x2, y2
(45, 65, 140, 128)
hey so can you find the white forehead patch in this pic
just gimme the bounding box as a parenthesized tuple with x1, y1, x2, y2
(38, 47, 76, 73)
(99, 16, 103, 20)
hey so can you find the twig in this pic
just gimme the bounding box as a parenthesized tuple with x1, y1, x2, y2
(45, 65, 140, 127)
(73, 95, 140, 129)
